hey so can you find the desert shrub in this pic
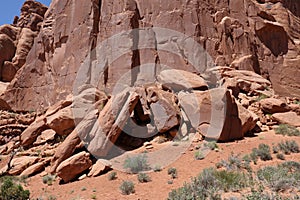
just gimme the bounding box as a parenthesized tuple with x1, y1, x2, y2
(107, 172, 117, 181)
(275, 124, 300, 136)
(137, 173, 151, 183)
(251, 144, 272, 161)
(272, 145, 279, 153)
(153, 165, 162, 172)
(168, 168, 249, 200)
(278, 140, 300, 154)
(276, 153, 285, 160)
(42, 174, 56, 185)
(168, 167, 178, 179)
(120, 181, 135, 195)
(204, 141, 219, 150)
(280, 161, 300, 170)
(256, 94, 268, 102)
(0, 177, 30, 200)
(214, 170, 249, 192)
(123, 154, 150, 173)
(244, 190, 283, 200)
(216, 154, 252, 172)
(194, 151, 205, 160)
(48, 195, 57, 200)
(257, 165, 299, 192)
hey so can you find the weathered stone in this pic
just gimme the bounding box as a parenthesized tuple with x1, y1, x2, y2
(0, 156, 39, 176)
(259, 98, 291, 114)
(20, 162, 44, 177)
(34, 129, 56, 145)
(157, 69, 208, 91)
(150, 90, 181, 133)
(21, 117, 48, 147)
(179, 88, 243, 141)
(46, 106, 75, 136)
(56, 152, 92, 183)
(87, 159, 112, 177)
(50, 129, 82, 173)
(272, 112, 300, 127)
(80, 90, 139, 158)
(237, 103, 258, 134)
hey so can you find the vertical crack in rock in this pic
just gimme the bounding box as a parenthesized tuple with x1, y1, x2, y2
(129, 0, 141, 86)
(87, 0, 102, 84)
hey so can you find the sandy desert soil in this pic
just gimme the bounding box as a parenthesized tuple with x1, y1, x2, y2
(24, 130, 300, 200)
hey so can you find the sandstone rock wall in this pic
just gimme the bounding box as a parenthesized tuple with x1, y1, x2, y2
(0, 1, 47, 83)
(1, 0, 300, 111)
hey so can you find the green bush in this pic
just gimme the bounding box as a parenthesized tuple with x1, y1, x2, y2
(257, 164, 300, 192)
(123, 154, 150, 174)
(168, 168, 249, 200)
(275, 124, 300, 136)
(120, 181, 135, 195)
(153, 165, 162, 172)
(168, 167, 178, 179)
(276, 153, 285, 160)
(42, 174, 56, 185)
(137, 173, 151, 183)
(204, 141, 219, 150)
(251, 144, 272, 161)
(194, 151, 205, 160)
(0, 177, 30, 200)
(277, 140, 300, 154)
(107, 172, 117, 181)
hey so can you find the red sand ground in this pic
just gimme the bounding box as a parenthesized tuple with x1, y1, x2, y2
(23, 130, 300, 199)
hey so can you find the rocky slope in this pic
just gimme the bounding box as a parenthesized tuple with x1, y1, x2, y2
(0, 0, 300, 190)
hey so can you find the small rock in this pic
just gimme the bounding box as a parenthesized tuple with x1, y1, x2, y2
(87, 159, 112, 177)
(78, 174, 87, 180)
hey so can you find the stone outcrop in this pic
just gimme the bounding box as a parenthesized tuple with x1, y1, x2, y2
(0, 0, 299, 184)
(0, 1, 47, 82)
(0, 0, 299, 112)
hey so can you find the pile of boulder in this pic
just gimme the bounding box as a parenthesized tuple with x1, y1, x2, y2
(1, 67, 299, 183)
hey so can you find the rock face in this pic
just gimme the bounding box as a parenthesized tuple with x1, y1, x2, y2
(0, 0, 299, 111)
(0, 1, 47, 82)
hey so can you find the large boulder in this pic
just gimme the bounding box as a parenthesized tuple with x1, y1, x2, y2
(0, 34, 16, 73)
(56, 152, 92, 183)
(148, 87, 181, 133)
(259, 98, 291, 114)
(21, 117, 48, 147)
(46, 106, 75, 136)
(237, 103, 258, 134)
(50, 129, 82, 173)
(272, 112, 300, 127)
(157, 69, 208, 91)
(20, 162, 45, 177)
(179, 88, 243, 141)
(79, 90, 139, 158)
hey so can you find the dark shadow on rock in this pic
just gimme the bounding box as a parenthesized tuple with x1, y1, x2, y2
(256, 23, 288, 57)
